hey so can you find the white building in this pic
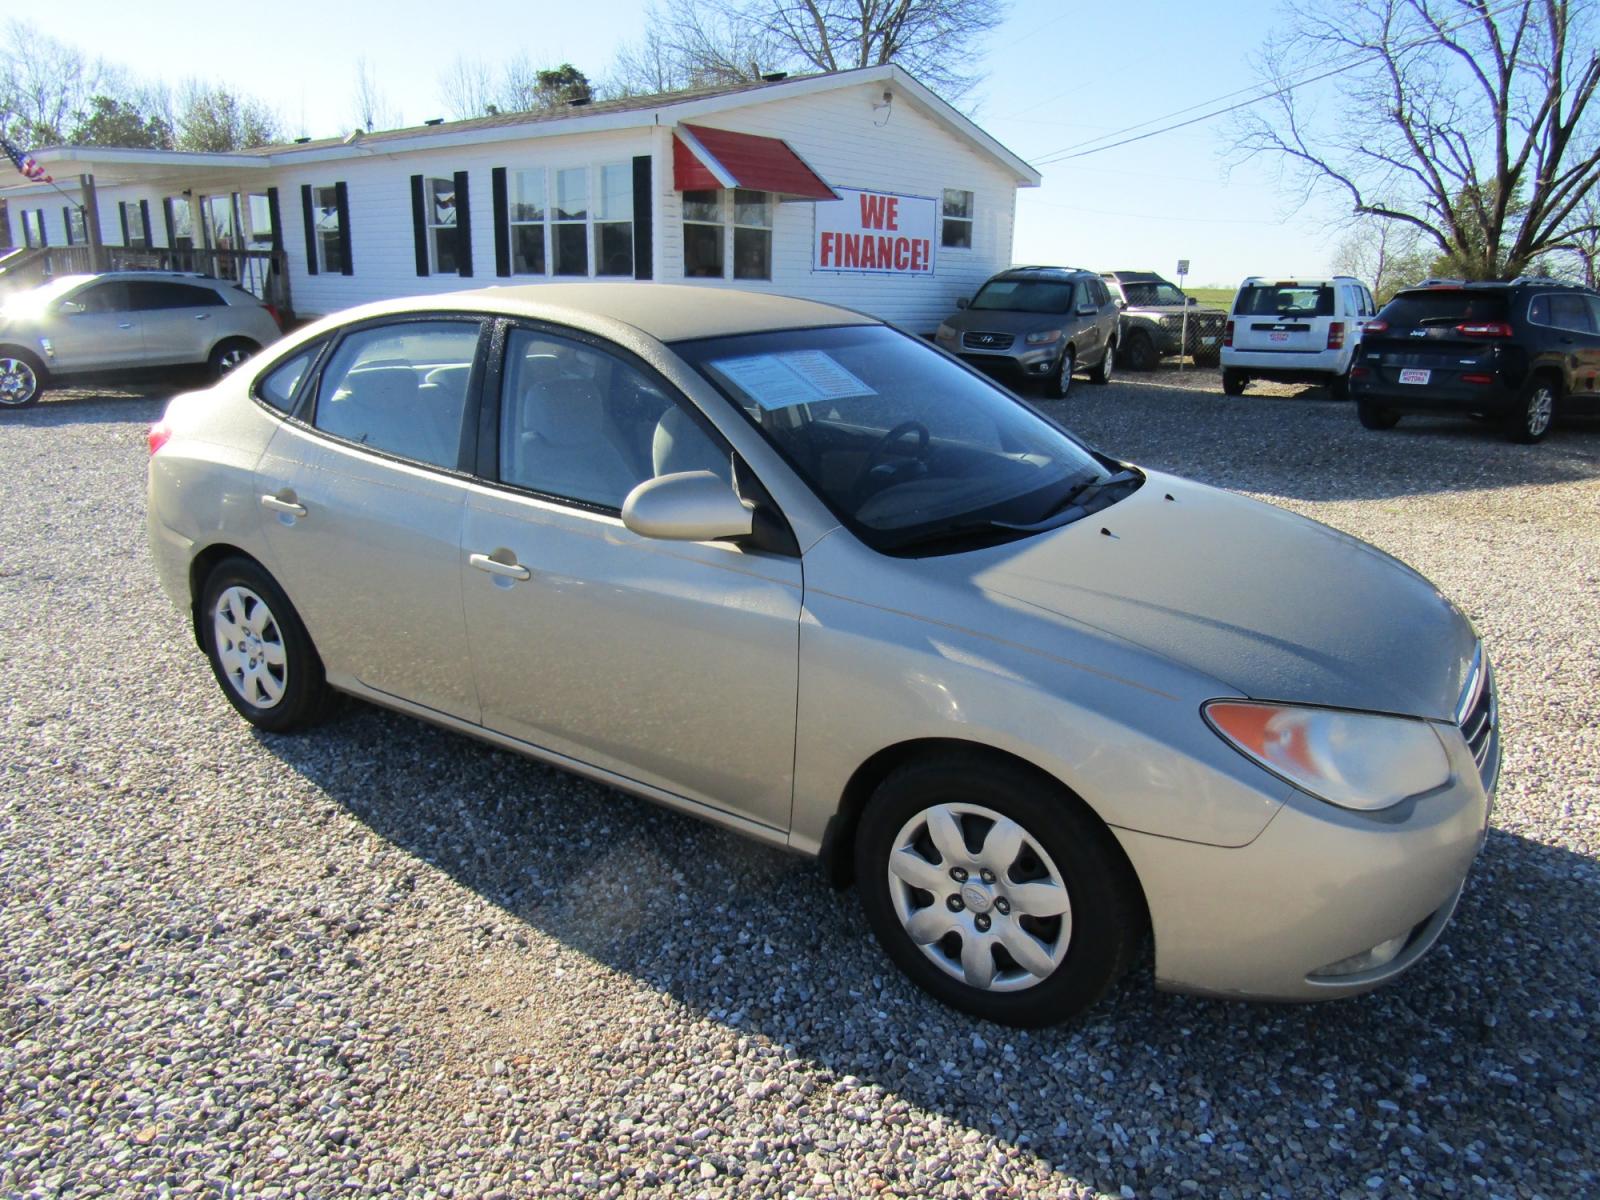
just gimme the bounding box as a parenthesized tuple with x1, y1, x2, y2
(0, 65, 1038, 333)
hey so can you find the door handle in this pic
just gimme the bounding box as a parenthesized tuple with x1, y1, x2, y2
(260, 494, 307, 517)
(469, 552, 531, 581)
(118, 322, 133, 329)
(195, 313, 211, 320)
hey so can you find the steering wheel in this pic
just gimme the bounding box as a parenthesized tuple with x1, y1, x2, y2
(851, 420, 931, 502)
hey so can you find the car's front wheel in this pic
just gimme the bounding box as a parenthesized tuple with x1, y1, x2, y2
(200, 557, 331, 732)
(1507, 376, 1557, 444)
(1049, 347, 1075, 398)
(855, 756, 1145, 1027)
(209, 338, 261, 380)
(1356, 394, 1401, 430)
(0, 350, 46, 409)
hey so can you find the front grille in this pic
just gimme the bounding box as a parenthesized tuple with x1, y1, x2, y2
(1456, 644, 1498, 787)
(962, 331, 1015, 350)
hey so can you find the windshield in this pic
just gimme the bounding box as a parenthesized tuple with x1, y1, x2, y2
(968, 278, 1076, 314)
(1122, 282, 1189, 307)
(0, 275, 92, 318)
(674, 325, 1116, 553)
(1234, 284, 1334, 318)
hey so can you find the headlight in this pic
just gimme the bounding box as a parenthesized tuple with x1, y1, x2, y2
(1025, 329, 1063, 345)
(935, 323, 957, 341)
(1204, 701, 1451, 811)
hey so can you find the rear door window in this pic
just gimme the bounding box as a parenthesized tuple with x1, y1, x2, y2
(128, 281, 226, 310)
(1547, 294, 1597, 333)
(312, 321, 482, 469)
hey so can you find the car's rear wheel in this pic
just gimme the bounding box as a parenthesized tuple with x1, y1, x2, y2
(1049, 347, 1075, 398)
(200, 557, 331, 732)
(855, 756, 1145, 1027)
(209, 338, 260, 380)
(1123, 331, 1157, 372)
(1507, 376, 1557, 444)
(1222, 368, 1248, 396)
(0, 350, 46, 409)
(1356, 394, 1401, 429)
(1088, 340, 1115, 385)
(1328, 368, 1351, 400)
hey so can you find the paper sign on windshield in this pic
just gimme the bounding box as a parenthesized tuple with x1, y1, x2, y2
(711, 351, 877, 410)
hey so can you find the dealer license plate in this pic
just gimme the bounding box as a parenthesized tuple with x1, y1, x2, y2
(1269, 331, 1289, 343)
(1399, 368, 1431, 384)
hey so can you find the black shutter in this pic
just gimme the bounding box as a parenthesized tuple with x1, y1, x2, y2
(300, 185, 318, 275)
(453, 170, 472, 278)
(334, 181, 352, 275)
(491, 166, 510, 278)
(632, 155, 653, 280)
(139, 199, 152, 247)
(37, 209, 46, 247)
(62, 206, 73, 245)
(162, 197, 176, 248)
(265, 187, 284, 254)
(119, 201, 130, 246)
(410, 174, 429, 276)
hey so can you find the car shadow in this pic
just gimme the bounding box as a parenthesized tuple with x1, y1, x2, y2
(1041, 383, 1600, 502)
(266, 699, 1598, 1197)
(2, 389, 170, 426)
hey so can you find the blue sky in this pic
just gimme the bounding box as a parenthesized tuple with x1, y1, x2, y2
(28, 0, 1350, 286)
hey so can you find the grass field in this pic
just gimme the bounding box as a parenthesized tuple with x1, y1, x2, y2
(1184, 287, 1236, 308)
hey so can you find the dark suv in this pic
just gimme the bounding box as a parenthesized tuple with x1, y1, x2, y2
(1350, 278, 1600, 443)
(1101, 271, 1227, 369)
(934, 266, 1120, 398)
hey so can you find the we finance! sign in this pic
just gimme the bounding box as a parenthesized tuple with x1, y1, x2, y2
(814, 187, 937, 275)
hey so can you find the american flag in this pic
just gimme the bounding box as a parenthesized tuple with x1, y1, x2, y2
(1, 135, 53, 185)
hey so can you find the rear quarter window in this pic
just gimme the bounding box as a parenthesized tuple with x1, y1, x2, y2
(254, 347, 318, 414)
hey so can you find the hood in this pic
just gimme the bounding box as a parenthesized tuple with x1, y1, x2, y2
(970, 471, 1477, 720)
(1124, 303, 1226, 319)
(945, 307, 1070, 336)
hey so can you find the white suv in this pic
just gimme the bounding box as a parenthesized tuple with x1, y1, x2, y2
(1221, 276, 1376, 397)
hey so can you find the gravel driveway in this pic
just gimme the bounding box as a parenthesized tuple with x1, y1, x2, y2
(2, 372, 1597, 1199)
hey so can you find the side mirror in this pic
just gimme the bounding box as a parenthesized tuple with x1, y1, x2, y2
(1116, 299, 1128, 310)
(622, 471, 753, 542)
(955, 296, 969, 310)
(1076, 303, 1098, 316)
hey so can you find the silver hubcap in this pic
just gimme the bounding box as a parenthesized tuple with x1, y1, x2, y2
(886, 802, 1073, 993)
(217, 348, 249, 372)
(0, 358, 38, 405)
(1103, 343, 1113, 380)
(1059, 352, 1074, 395)
(213, 585, 288, 708)
(1527, 387, 1553, 436)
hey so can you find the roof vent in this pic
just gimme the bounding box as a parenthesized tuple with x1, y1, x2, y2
(567, 96, 591, 107)
(761, 71, 788, 82)
(293, 136, 311, 144)
(424, 117, 444, 126)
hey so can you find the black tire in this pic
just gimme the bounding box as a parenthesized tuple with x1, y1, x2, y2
(208, 338, 261, 381)
(1356, 394, 1401, 430)
(1088, 340, 1115, 385)
(1328, 368, 1351, 400)
(1048, 347, 1076, 399)
(199, 557, 332, 733)
(1192, 350, 1220, 368)
(1506, 375, 1558, 444)
(1222, 368, 1248, 396)
(854, 755, 1146, 1027)
(1123, 331, 1157, 372)
(0, 348, 47, 409)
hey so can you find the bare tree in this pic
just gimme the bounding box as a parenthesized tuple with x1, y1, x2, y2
(610, 0, 1006, 101)
(1330, 217, 1434, 300)
(1553, 191, 1599, 285)
(174, 82, 281, 151)
(438, 56, 496, 120)
(0, 19, 113, 144)
(1233, 0, 1600, 280)
(353, 57, 400, 132)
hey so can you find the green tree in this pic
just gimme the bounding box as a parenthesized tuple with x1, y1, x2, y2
(175, 83, 279, 151)
(67, 94, 173, 149)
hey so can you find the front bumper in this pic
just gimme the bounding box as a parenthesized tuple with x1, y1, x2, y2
(1115, 714, 1495, 1002)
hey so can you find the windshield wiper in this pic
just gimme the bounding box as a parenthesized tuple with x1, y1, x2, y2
(1001, 469, 1140, 531)
(883, 519, 1031, 555)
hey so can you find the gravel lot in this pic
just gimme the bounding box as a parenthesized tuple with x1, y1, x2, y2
(2, 368, 1597, 1200)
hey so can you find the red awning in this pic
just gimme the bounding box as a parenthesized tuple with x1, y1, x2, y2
(672, 124, 838, 201)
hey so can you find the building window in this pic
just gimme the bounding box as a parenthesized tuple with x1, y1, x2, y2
(121, 201, 149, 249)
(510, 168, 546, 274)
(682, 190, 724, 278)
(22, 209, 45, 248)
(732, 189, 771, 281)
(552, 167, 589, 276)
(167, 197, 195, 250)
(594, 162, 634, 277)
(66, 207, 87, 245)
(313, 186, 344, 272)
(427, 178, 459, 273)
(942, 189, 973, 249)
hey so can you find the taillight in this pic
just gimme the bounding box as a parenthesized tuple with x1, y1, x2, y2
(1455, 321, 1513, 338)
(1461, 373, 1494, 385)
(1364, 319, 1389, 334)
(1327, 322, 1345, 350)
(1349, 365, 1370, 379)
(148, 420, 173, 455)
(1224, 320, 1234, 347)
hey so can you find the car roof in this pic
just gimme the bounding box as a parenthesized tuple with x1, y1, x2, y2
(989, 266, 1091, 281)
(1103, 271, 1165, 283)
(299, 283, 877, 344)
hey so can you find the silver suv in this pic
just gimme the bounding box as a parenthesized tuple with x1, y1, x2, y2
(934, 266, 1120, 398)
(0, 272, 282, 409)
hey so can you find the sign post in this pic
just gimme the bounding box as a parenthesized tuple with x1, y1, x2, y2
(1176, 259, 1191, 373)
